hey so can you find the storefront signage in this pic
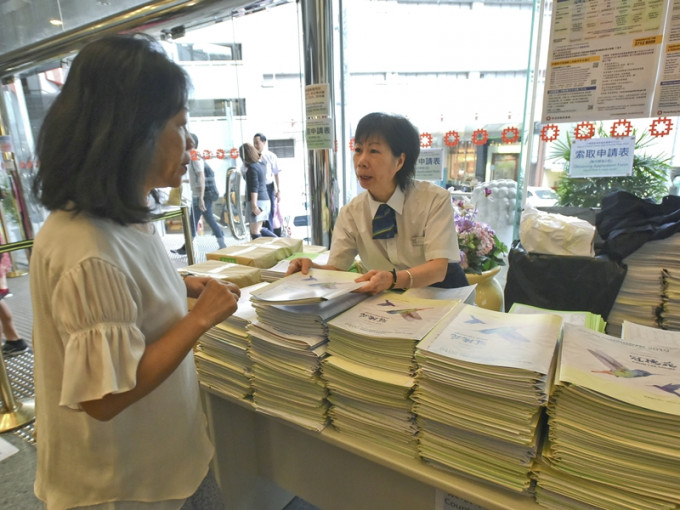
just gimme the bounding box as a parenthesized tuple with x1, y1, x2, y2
(569, 136, 635, 178)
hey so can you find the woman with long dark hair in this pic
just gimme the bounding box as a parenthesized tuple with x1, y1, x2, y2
(31, 34, 239, 509)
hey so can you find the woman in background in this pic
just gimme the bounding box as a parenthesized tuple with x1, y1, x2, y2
(31, 34, 239, 509)
(240, 142, 276, 239)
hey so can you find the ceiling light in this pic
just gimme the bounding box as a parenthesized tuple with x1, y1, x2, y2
(49, 18, 63, 26)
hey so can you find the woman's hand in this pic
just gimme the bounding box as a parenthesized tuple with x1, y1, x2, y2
(183, 275, 211, 298)
(198, 197, 206, 212)
(285, 257, 315, 276)
(354, 269, 393, 294)
(190, 279, 240, 330)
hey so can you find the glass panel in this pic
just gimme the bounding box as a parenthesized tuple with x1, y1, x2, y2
(165, 1, 309, 241)
(340, 0, 536, 245)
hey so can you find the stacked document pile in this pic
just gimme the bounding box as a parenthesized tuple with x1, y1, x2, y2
(324, 293, 460, 457)
(607, 235, 680, 335)
(509, 302, 606, 332)
(535, 322, 680, 510)
(179, 259, 262, 288)
(413, 304, 563, 492)
(660, 268, 680, 330)
(207, 237, 303, 269)
(261, 249, 330, 282)
(194, 282, 268, 399)
(246, 269, 366, 431)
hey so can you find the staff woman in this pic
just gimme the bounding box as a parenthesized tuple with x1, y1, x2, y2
(287, 112, 465, 293)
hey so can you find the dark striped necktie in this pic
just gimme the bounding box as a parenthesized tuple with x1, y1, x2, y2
(372, 203, 397, 239)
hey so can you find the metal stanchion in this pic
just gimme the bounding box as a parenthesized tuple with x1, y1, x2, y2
(151, 205, 194, 265)
(179, 205, 195, 265)
(0, 238, 35, 432)
(0, 348, 35, 432)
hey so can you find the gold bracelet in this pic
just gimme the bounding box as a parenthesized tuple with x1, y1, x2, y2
(405, 269, 414, 290)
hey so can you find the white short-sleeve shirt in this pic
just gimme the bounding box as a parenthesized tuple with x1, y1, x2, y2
(328, 180, 460, 271)
(30, 210, 214, 510)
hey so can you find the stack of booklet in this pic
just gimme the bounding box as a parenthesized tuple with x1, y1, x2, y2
(509, 302, 606, 332)
(246, 269, 367, 431)
(535, 321, 680, 510)
(324, 292, 461, 457)
(660, 268, 680, 330)
(607, 235, 680, 335)
(194, 282, 268, 399)
(412, 304, 563, 492)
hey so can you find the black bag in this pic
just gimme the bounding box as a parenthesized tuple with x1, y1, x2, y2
(203, 161, 220, 202)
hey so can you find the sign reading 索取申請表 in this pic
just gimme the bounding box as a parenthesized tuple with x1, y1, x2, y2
(415, 148, 444, 182)
(568, 136, 635, 178)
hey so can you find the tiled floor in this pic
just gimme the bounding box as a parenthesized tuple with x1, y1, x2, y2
(0, 225, 320, 510)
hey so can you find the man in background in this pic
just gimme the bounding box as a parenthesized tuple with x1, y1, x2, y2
(253, 133, 284, 236)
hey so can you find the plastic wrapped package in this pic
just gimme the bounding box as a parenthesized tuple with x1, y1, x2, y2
(519, 207, 596, 257)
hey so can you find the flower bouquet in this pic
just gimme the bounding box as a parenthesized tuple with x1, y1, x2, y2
(453, 195, 508, 274)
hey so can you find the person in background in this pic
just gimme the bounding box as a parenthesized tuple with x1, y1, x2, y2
(172, 133, 227, 254)
(30, 34, 240, 509)
(240, 142, 277, 239)
(287, 112, 466, 293)
(253, 132, 284, 235)
(0, 243, 27, 357)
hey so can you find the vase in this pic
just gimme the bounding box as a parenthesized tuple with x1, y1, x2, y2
(465, 266, 504, 311)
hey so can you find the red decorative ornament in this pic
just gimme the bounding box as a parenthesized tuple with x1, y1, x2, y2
(202, 149, 213, 160)
(501, 127, 520, 144)
(230, 148, 239, 159)
(349, 137, 355, 151)
(190, 149, 199, 161)
(540, 124, 559, 142)
(420, 132, 433, 148)
(215, 148, 226, 160)
(443, 130, 460, 147)
(610, 119, 633, 138)
(471, 129, 488, 146)
(574, 121, 595, 140)
(650, 116, 673, 137)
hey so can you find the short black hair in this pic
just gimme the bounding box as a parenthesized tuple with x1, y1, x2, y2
(190, 133, 199, 148)
(354, 112, 420, 191)
(34, 34, 190, 224)
(254, 133, 267, 142)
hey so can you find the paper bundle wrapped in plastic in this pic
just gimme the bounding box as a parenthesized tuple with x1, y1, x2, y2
(519, 207, 595, 257)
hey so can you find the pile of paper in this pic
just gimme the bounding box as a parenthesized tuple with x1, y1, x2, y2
(661, 268, 680, 330)
(412, 304, 563, 492)
(194, 282, 268, 399)
(261, 250, 329, 282)
(324, 293, 460, 457)
(607, 235, 680, 335)
(535, 322, 680, 510)
(178, 259, 262, 288)
(207, 237, 303, 268)
(247, 270, 367, 431)
(509, 302, 606, 332)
